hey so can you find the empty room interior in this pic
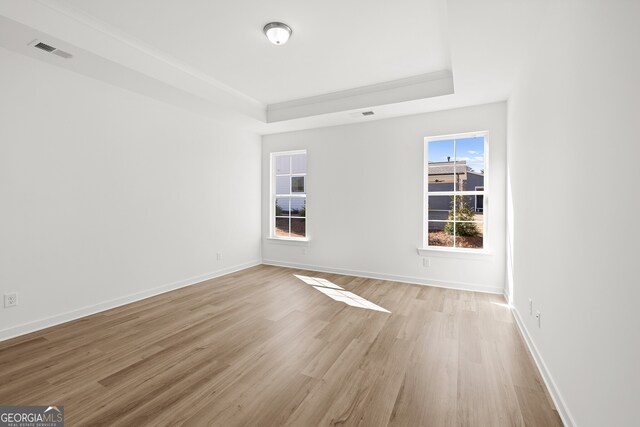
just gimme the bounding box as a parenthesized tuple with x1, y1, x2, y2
(0, 0, 638, 426)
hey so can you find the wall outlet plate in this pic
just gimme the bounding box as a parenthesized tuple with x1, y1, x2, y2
(4, 293, 18, 308)
(535, 310, 541, 327)
(529, 298, 533, 315)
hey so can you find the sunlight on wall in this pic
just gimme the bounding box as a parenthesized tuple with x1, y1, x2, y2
(294, 275, 391, 313)
(506, 165, 515, 304)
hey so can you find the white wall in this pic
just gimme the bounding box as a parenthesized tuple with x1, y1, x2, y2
(262, 102, 506, 293)
(0, 47, 262, 339)
(507, 1, 640, 426)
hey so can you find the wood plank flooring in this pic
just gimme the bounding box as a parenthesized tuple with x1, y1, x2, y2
(0, 265, 563, 426)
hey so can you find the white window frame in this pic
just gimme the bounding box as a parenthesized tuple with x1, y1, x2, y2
(422, 131, 489, 253)
(270, 150, 308, 241)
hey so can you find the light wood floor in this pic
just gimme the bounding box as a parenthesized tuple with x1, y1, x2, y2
(0, 265, 562, 426)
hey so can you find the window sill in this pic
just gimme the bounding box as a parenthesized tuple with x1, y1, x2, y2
(265, 237, 310, 246)
(417, 247, 493, 261)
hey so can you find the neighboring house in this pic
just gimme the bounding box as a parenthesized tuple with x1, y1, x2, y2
(428, 160, 484, 221)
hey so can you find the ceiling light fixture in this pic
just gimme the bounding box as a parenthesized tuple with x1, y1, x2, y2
(263, 22, 292, 45)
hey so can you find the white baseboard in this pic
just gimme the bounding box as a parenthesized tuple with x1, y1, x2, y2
(512, 307, 576, 427)
(261, 259, 505, 294)
(0, 260, 261, 343)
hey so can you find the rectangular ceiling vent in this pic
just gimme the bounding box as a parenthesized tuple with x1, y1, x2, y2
(34, 42, 56, 52)
(362, 111, 375, 116)
(31, 40, 73, 59)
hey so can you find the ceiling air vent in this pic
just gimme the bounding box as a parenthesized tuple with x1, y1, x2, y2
(31, 40, 73, 59)
(34, 42, 56, 52)
(362, 111, 375, 116)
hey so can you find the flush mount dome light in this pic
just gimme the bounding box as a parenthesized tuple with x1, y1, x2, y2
(263, 22, 292, 45)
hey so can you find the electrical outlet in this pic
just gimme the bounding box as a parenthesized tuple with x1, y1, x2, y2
(216, 252, 222, 261)
(529, 298, 533, 315)
(422, 257, 431, 268)
(535, 310, 541, 328)
(4, 293, 17, 308)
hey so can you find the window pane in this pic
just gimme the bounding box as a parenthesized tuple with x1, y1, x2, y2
(428, 140, 456, 192)
(291, 218, 306, 238)
(291, 176, 305, 193)
(290, 198, 306, 217)
(454, 222, 483, 249)
(458, 194, 484, 218)
(276, 155, 290, 174)
(275, 197, 290, 216)
(428, 222, 453, 248)
(292, 154, 307, 174)
(474, 192, 484, 213)
(455, 136, 485, 174)
(456, 137, 485, 192)
(450, 195, 482, 222)
(275, 218, 290, 237)
(428, 195, 453, 222)
(276, 176, 290, 194)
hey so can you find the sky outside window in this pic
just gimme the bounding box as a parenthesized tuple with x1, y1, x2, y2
(428, 137, 484, 173)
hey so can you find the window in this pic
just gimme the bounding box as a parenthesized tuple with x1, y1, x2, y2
(271, 150, 307, 239)
(424, 132, 487, 250)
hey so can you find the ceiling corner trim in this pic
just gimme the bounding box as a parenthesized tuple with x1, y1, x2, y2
(34, 0, 263, 103)
(0, 0, 262, 124)
(266, 71, 454, 123)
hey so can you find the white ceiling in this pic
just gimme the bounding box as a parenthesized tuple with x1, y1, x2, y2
(59, 0, 451, 105)
(0, 0, 556, 134)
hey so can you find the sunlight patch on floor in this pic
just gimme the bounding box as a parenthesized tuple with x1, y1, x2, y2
(294, 275, 344, 289)
(294, 275, 391, 313)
